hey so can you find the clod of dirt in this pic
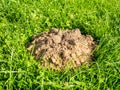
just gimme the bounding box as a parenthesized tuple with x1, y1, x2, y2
(26, 28, 96, 70)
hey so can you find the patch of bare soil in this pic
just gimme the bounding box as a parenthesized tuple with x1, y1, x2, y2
(26, 28, 96, 70)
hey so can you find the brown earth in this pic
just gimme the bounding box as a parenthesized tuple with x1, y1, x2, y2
(26, 28, 96, 70)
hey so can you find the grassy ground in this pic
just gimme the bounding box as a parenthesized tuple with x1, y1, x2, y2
(0, 0, 120, 89)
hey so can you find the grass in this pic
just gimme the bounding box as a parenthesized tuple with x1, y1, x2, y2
(0, 0, 120, 89)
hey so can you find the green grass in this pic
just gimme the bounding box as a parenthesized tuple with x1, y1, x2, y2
(0, 0, 120, 89)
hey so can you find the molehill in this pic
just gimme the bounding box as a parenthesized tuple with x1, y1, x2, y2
(26, 28, 96, 70)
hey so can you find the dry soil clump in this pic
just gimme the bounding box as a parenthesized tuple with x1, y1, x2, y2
(26, 28, 96, 70)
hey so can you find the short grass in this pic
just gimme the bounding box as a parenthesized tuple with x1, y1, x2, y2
(0, 0, 120, 90)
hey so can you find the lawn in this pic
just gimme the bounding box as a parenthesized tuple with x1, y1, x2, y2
(0, 0, 120, 89)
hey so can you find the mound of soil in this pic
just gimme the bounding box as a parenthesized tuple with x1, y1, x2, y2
(26, 28, 96, 70)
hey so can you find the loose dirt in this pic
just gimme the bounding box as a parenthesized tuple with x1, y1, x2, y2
(26, 28, 96, 70)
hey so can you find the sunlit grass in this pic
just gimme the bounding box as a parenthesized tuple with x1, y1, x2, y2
(0, 0, 120, 89)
